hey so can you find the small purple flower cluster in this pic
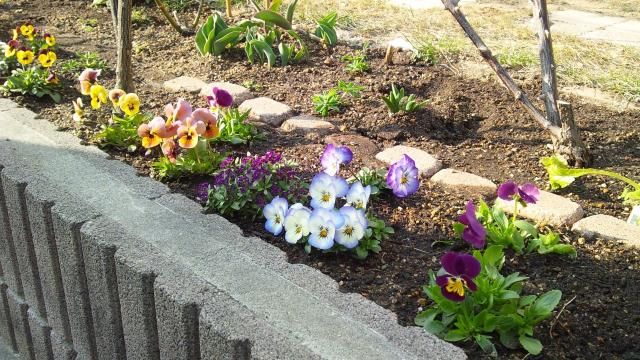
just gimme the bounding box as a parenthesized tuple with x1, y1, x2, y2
(197, 151, 307, 218)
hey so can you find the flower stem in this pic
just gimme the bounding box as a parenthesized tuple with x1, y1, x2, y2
(581, 169, 640, 190)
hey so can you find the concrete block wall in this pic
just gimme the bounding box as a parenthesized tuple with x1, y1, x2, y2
(0, 98, 466, 359)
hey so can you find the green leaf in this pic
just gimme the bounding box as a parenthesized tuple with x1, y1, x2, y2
(474, 335, 497, 357)
(514, 220, 538, 238)
(196, 15, 215, 55)
(286, 0, 299, 23)
(499, 330, 519, 349)
(530, 290, 562, 317)
(278, 42, 291, 66)
(444, 329, 468, 342)
(540, 244, 577, 258)
(254, 10, 292, 30)
(212, 28, 242, 56)
(269, 0, 282, 11)
(249, 39, 277, 68)
(519, 335, 543, 355)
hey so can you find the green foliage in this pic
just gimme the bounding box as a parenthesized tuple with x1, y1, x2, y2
(215, 108, 261, 145)
(496, 47, 537, 69)
(467, 200, 576, 257)
(353, 215, 393, 259)
(382, 84, 424, 114)
(152, 144, 224, 180)
(348, 167, 387, 196)
(312, 81, 363, 117)
(195, 12, 307, 67)
(313, 88, 342, 117)
(315, 12, 338, 47)
(95, 112, 151, 150)
(342, 52, 370, 74)
(60, 52, 108, 75)
(541, 155, 640, 206)
(416, 245, 562, 356)
(1, 67, 61, 102)
(131, 9, 152, 26)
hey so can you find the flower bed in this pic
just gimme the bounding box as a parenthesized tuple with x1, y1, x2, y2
(1, 1, 639, 358)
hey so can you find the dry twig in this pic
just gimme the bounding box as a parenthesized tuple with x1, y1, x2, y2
(549, 295, 576, 338)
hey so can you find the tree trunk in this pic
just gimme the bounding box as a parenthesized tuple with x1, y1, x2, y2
(116, 0, 134, 92)
(109, 0, 118, 36)
(226, 0, 232, 17)
(531, 0, 591, 166)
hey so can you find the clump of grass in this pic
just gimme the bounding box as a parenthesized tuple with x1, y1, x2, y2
(342, 53, 369, 74)
(413, 35, 466, 65)
(61, 52, 108, 75)
(496, 47, 537, 69)
(132, 9, 152, 26)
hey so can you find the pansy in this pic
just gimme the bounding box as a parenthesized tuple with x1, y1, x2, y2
(207, 87, 233, 108)
(4, 40, 20, 57)
(386, 154, 419, 198)
(44, 33, 56, 47)
(38, 50, 56, 68)
(176, 117, 205, 149)
(20, 23, 35, 40)
(89, 84, 108, 109)
(119, 93, 140, 116)
(138, 117, 170, 149)
(16, 48, 34, 65)
(46, 71, 59, 85)
(309, 172, 349, 209)
(78, 68, 101, 95)
(264, 197, 289, 235)
(192, 108, 219, 139)
(345, 181, 371, 210)
(161, 138, 177, 163)
(335, 206, 367, 249)
(497, 180, 540, 205)
(283, 203, 311, 244)
(458, 200, 486, 249)
(435, 252, 481, 302)
(320, 144, 353, 176)
(308, 208, 343, 250)
(71, 98, 84, 123)
(108, 89, 126, 107)
(12, 27, 19, 41)
(165, 98, 192, 124)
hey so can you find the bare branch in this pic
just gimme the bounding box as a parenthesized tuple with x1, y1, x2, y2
(440, 0, 562, 139)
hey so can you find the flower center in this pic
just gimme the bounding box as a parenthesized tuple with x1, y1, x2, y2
(321, 192, 331, 202)
(446, 277, 467, 297)
(319, 227, 328, 238)
(355, 200, 363, 209)
(274, 214, 281, 224)
(401, 175, 409, 185)
(343, 226, 354, 236)
(295, 225, 302, 234)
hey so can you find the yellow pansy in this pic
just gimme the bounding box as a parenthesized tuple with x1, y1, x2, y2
(119, 93, 140, 116)
(44, 33, 56, 47)
(12, 28, 19, 40)
(72, 98, 85, 123)
(89, 84, 108, 110)
(4, 46, 16, 58)
(38, 51, 56, 68)
(17, 50, 34, 65)
(20, 24, 35, 40)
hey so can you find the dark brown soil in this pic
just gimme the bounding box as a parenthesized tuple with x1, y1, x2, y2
(2, 1, 639, 359)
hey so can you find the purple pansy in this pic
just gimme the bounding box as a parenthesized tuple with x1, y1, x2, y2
(320, 144, 353, 176)
(386, 155, 419, 198)
(497, 180, 540, 205)
(435, 252, 481, 302)
(207, 87, 233, 108)
(458, 200, 486, 249)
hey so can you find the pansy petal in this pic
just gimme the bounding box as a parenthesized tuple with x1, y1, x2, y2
(440, 252, 460, 275)
(497, 180, 518, 200)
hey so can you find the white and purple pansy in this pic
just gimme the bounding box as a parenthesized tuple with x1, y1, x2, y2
(263, 197, 289, 236)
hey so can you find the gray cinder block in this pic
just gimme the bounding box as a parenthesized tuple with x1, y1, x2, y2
(115, 245, 160, 360)
(25, 184, 72, 342)
(1, 169, 46, 318)
(79, 219, 126, 360)
(7, 289, 34, 360)
(0, 166, 24, 298)
(50, 331, 75, 360)
(27, 308, 53, 360)
(0, 279, 17, 352)
(51, 201, 98, 360)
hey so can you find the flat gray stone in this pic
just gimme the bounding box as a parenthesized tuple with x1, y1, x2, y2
(375, 145, 442, 177)
(239, 97, 293, 127)
(430, 169, 496, 197)
(495, 190, 584, 227)
(549, 10, 626, 36)
(163, 76, 207, 94)
(572, 214, 640, 248)
(281, 115, 335, 133)
(581, 20, 640, 47)
(199, 82, 253, 105)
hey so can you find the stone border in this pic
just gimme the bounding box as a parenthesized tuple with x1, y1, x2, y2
(0, 98, 465, 359)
